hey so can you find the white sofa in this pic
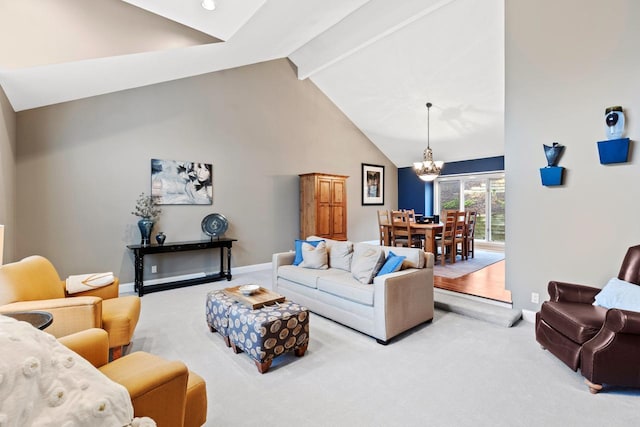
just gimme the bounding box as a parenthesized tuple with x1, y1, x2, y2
(272, 238, 434, 344)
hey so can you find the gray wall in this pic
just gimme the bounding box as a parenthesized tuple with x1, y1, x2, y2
(0, 86, 16, 264)
(14, 59, 396, 282)
(505, 0, 640, 311)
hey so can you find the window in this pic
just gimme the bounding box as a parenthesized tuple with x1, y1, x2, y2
(435, 172, 505, 243)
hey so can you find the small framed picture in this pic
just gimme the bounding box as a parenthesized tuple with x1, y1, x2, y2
(362, 163, 384, 205)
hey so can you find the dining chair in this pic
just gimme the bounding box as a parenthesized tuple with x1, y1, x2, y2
(454, 211, 467, 260)
(439, 211, 465, 265)
(391, 210, 422, 249)
(377, 209, 391, 246)
(464, 210, 477, 259)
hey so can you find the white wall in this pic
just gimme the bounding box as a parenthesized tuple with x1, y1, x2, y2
(0, 86, 16, 264)
(15, 59, 397, 282)
(505, 0, 640, 310)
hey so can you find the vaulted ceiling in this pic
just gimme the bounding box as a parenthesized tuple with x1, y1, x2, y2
(0, 0, 504, 167)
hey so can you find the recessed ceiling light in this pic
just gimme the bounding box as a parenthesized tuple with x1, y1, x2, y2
(202, 0, 216, 11)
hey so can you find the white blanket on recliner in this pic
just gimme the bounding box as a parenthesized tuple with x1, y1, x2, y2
(66, 272, 115, 294)
(0, 315, 155, 427)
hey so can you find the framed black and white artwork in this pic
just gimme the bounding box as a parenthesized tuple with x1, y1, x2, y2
(151, 159, 213, 205)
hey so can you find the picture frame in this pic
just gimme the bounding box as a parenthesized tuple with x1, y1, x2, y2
(151, 159, 213, 205)
(362, 163, 384, 205)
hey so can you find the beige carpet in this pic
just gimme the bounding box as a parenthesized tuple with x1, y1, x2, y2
(433, 249, 504, 278)
(128, 270, 639, 427)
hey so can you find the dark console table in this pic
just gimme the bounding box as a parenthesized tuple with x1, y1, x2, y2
(127, 238, 236, 296)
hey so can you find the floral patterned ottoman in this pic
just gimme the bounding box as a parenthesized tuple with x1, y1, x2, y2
(227, 300, 309, 373)
(205, 290, 240, 347)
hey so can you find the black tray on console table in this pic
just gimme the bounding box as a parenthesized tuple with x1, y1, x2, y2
(127, 238, 237, 296)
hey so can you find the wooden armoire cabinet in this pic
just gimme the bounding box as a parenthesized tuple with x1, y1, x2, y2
(299, 173, 348, 241)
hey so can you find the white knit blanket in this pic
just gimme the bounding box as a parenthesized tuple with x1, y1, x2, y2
(66, 272, 115, 295)
(0, 315, 155, 427)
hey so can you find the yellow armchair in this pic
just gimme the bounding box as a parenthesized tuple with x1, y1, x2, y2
(0, 255, 140, 358)
(59, 329, 208, 427)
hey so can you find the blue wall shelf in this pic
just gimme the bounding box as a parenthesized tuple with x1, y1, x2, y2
(540, 166, 564, 186)
(597, 137, 630, 164)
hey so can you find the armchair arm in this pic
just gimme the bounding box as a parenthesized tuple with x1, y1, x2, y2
(373, 267, 433, 342)
(0, 296, 102, 338)
(65, 278, 120, 300)
(58, 328, 110, 368)
(581, 308, 640, 387)
(100, 352, 189, 426)
(547, 281, 601, 304)
(602, 308, 640, 334)
(272, 252, 295, 291)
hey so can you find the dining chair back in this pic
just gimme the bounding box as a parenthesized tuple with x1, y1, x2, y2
(377, 209, 391, 246)
(391, 210, 422, 249)
(439, 211, 465, 265)
(464, 210, 477, 259)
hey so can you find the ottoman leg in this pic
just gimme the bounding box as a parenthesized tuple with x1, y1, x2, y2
(255, 359, 272, 374)
(230, 342, 243, 354)
(223, 336, 231, 348)
(209, 325, 217, 333)
(294, 343, 308, 357)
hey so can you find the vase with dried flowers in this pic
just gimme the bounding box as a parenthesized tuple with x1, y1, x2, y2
(131, 192, 161, 245)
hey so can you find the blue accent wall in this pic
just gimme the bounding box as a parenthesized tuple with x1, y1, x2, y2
(398, 156, 504, 215)
(397, 167, 428, 215)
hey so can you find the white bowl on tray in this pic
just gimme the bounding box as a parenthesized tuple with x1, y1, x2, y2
(239, 284, 260, 296)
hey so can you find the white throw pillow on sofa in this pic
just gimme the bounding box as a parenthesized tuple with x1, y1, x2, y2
(330, 241, 354, 271)
(351, 244, 385, 284)
(300, 241, 329, 270)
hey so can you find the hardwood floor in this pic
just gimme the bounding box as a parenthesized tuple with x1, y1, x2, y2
(434, 259, 511, 303)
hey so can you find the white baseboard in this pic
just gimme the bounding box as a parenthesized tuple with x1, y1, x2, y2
(434, 287, 512, 309)
(521, 309, 536, 323)
(119, 262, 272, 295)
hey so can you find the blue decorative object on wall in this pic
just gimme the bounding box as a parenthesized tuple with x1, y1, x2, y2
(597, 137, 630, 164)
(540, 166, 564, 186)
(540, 143, 565, 186)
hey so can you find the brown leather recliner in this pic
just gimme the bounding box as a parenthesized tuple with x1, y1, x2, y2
(536, 244, 640, 393)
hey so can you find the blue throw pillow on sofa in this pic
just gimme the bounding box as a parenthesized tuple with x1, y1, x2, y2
(377, 251, 406, 276)
(293, 239, 324, 265)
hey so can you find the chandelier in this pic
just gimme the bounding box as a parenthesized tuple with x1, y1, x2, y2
(413, 102, 444, 182)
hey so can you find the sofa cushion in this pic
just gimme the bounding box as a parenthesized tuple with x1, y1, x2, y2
(329, 241, 354, 271)
(377, 251, 406, 276)
(317, 275, 375, 306)
(540, 301, 607, 344)
(299, 241, 329, 270)
(293, 239, 324, 266)
(381, 246, 425, 269)
(278, 265, 344, 289)
(351, 244, 386, 284)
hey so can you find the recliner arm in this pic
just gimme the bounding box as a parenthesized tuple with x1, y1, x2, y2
(65, 278, 120, 300)
(0, 296, 102, 338)
(58, 328, 110, 368)
(100, 352, 189, 426)
(547, 281, 601, 304)
(602, 308, 640, 334)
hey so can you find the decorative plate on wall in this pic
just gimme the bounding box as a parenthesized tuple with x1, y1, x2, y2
(201, 213, 228, 237)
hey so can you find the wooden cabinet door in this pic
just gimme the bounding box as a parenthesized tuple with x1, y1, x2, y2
(330, 178, 347, 240)
(316, 177, 333, 237)
(299, 173, 348, 240)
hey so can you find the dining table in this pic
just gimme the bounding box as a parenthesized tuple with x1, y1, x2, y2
(382, 222, 443, 255)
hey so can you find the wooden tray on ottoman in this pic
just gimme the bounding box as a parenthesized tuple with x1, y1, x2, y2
(223, 285, 285, 309)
